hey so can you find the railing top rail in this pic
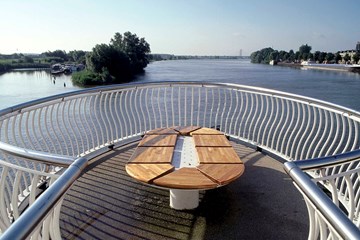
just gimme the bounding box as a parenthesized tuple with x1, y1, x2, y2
(0, 141, 75, 167)
(291, 149, 360, 171)
(1, 81, 359, 119)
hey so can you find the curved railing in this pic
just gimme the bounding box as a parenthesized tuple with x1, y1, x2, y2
(0, 82, 360, 239)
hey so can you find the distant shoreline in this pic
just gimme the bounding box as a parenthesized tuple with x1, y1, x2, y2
(277, 62, 360, 73)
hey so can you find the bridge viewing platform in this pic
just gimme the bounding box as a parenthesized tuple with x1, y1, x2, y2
(0, 82, 360, 239)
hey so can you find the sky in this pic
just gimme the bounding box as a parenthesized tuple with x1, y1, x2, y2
(1, 0, 360, 56)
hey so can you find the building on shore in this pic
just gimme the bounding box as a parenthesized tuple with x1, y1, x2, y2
(338, 41, 360, 64)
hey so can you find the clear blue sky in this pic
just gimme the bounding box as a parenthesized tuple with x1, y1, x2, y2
(1, 0, 359, 56)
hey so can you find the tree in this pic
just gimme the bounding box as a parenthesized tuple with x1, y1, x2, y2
(344, 53, 351, 63)
(110, 31, 151, 73)
(352, 52, 360, 64)
(325, 52, 335, 63)
(318, 52, 327, 63)
(68, 50, 87, 64)
(314, 51, 321, 62)
(250, 47, 274, 64)
(299, 44, 312, 55)
(335, 52, 342, 63)
(74, 31, 151, 85)
(288, 50, 295, 62)
(44, 50, 68, 61)
(86, 43, 130, 83)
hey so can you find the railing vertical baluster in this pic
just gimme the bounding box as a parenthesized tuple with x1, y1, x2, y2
(80, 97, 92, 152)
(108, 92, 116, 142)
(224, 89, 232, 133)
(325, 113, 340, 156)
(150, 88, 157, 129)
(17, 113, 26, 148)
(319, 111, 334, 158)
(56, 102, 69, 156)
(73, 98, 85, 154)
(164, 87, 169, 127)
(252, 94, 263, 144)
(93, 94, 103, 148)
(100, 93, 111, 144)
(350, 120, 358, 151)
(209, 88, 215, 129)
(184, 87, 187, 126)
(261, 95, 272, 146)
(124, 91, 132, 136)
(248, 94, 258, 142)
(290, 103, 306, 160)
(177, 87, 181, 126)
(295, 104, 311, 160)
(197, 87, 201, 126)
(119, 91, 128, 138)
(139, 89, 146, 133)
(49, 104, 62, 155)
(171, 87, 175, 127)
(233, 91, 243, 138)
(238, 92, 249, 138)
(84, 95, 99, 149)
(284, 101, 297, 158)
(301, 106, 317, 160)
(228, 89, 239, 135)
(79, 98, 88, 154)
(145, 88, 151, 131)
(272, 98, 285, 153)
(190, 87, 194, 125)
(31, 110, 41, 151)
(129, 89, 137, 135)
(158, 88, 163, 128)
(214, 88, 221, 130)
(341, 115, 350, 154)
(45, 105, 56, 154)
(134, 88, 142, 134)
(67, 100, 80, 155)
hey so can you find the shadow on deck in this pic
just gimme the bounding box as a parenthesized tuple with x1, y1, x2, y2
(60, 141, 308, 240)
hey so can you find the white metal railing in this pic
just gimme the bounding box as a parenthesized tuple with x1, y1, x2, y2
(0, 82, 360, 239)
(285, 150, 360, 239)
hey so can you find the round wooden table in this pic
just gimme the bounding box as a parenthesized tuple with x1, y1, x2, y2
(125, 126, 245, 210)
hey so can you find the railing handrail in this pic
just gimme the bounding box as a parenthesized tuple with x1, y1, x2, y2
(291, 149, 360, 171)
(284, 161, 360, 239)
(0, 157, 88, 240)
(0, 141, 74, 167)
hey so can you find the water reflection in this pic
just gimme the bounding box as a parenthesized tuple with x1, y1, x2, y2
(0, 70, 82, 110)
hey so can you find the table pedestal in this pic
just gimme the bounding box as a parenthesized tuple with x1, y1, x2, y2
(170, 189, 199, 210)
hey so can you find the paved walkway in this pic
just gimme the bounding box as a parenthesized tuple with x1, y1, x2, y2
(60, 140, 308, 240)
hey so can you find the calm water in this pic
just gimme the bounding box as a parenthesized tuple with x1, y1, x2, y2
(1, 59, 360, 111)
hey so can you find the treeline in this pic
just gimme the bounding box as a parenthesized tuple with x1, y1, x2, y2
(72, 31, 150, 86)
(250, 44, 360, 64)
(0, 50, 87, 73)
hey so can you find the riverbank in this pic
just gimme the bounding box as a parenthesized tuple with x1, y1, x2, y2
(277, 62, 360, 73)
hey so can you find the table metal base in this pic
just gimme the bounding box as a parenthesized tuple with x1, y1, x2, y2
(170, 189, 199, 210)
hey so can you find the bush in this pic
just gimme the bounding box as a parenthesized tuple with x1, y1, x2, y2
(71, 70, 104, 86)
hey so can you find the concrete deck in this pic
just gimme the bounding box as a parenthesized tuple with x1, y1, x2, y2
(60, 140, 309, 240)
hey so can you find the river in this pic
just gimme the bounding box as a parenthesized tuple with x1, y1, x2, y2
(1, 59, 360, 111)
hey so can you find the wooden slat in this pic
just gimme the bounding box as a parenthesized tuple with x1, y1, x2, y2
(125, 164, 174, 183)
(190, 127, 223, 135)
(153, 167, 218, 189)
(138, 134, 177, 147)
(172, 126, 201, 135)
(129, 147, 174, 163)
(197, 164, 245, 185)
(196, 147, 242, 164)
(146, 128, 179, 135)
(193, 135, 231, 147)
